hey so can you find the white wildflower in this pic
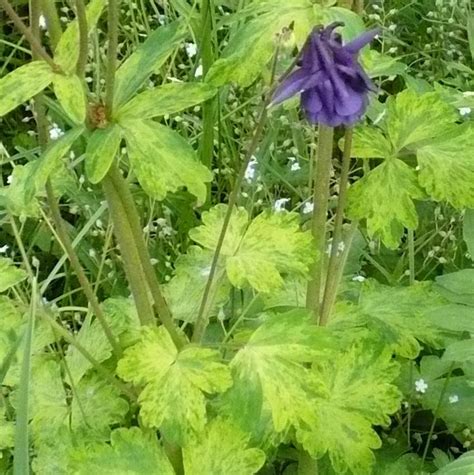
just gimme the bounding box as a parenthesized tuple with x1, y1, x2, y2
(185, 42, 197, 58)
(7, 174, 13, 184)
(302, 201, 314, 214)
(352, 275, 366, 283)
(0, 245, 9, 254)
(194, 64, 203, 78)
(39, 14, 47, 29)
(290, 161, 301, 171)
(459, 107, 471, 116)
(244, 156, 258, 182)
(448, 394, 459, 404)
(415, 379, 428, 394)
(273, 198, 290, 212)
(49, 123, 64, 140)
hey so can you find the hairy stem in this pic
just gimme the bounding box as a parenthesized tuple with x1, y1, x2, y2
(40, 0, 62, 48)
(107, 165, 186, 349)
(306, 124, 334, 321)
(408, 229, 415, 285)
(101, 177, 156, 326)
(320, 127, 353, 326)
(105, 0, 119, 118)
(0, 0, 57, 68)
(75, 0, 89, 76)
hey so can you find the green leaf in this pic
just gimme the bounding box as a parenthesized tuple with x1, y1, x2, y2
(53, 73, 87, 124)
(0, 406, 14, 450)
(437, 451, 474, 475)
(122, 119, 212, 203)
(361, 49, 407, 78)
(468, 13, 474, 62)
(71, 373, 129, 438)
(386, 90, 457, 152)
(26, 127, 84, 201)
(113, 21, 186, 108)
(220, 310, 333, 441)
(189, 205, 315, 293)
(54, 0, 106, 73)
(297, 344, 401, 475)
(0, 61, 53, 117)
(443, 339, 474, 363)
(347, 126, 393, 159)
(65, 315, 113, 384)
(333, 281, 444, 359)
(116, 82, 217, 120)
(85, 125, 122, 184)
(436, 270, 474, 298)
(417, 125, 474, 208)
(70, 427, 175, 475)
(117, 327, 232, 445)
(0, 258, 27, 292)
(464, 209, 474, 260)
(425, 304, 474, 334)
(206, 1, 320, 87)
(163, 246, 230, 323)
(347, 158, 424, 248)
(323, 6, 365, 40)
(183, 418, 265, 475)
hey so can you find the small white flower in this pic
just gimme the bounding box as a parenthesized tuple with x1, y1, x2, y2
(244, 156, 258, 182)
(448, 394, 459, 404)
(150, 258, 158, 265)
(39, 14, 47, 29)
(7, 174, 13, 184)
(302, 201, 314, 214)
(463, 91, 474, 97)
(185, 42, 197, 58)
(194, 64, 203, 78)
(459, 107, 471, 116)
(415, 378, 428, 394)
(352, 275, 366, 283)
(32, 256, 40, 268)
(290, 161, 301, 171)
(49, 123, 64, 140)
(273, 198, 290, 212)
(0, 245, 9, 254)
(158, 14, 166, 25)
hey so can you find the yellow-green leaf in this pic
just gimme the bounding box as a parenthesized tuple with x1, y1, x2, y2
(346, 126, 393, 159)
(347, 158, 424, 248)
(122, 119, 212, 203)
(0, 258, 27, 292)
(113, 21, 185, 108)
(183, 418, 265, 475)
(117, 327, 232, 445)
(85, 125, 122, 184)
(116, 82, 217, 120)
(0, 62, 53, 117)
(417, 124, 474, 208)
(54, 0, 106, 73)
(53, 74, 87, 124)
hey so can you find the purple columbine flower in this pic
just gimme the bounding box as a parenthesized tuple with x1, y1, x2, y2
(271, 23, 379, 127)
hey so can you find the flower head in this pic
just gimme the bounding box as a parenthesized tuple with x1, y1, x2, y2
(272, 23, 379, 126)
(415, 378, 428, 394)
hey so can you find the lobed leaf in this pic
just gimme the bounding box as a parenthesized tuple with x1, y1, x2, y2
(0, 258, 27, 292)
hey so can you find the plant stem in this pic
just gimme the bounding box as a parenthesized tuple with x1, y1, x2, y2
(107, 165, 186, 349)
(0, 0, 57, 68)
(408, 229, 415, 285)
(105, 0, 119, 118)
(40, 0, 62, 48)
(320, 127, 353, 326)
(354, 0, 364, 15)
(101, 177, 156, 326)
(306, 124, 334, 322)
(45, 182, 123, 356)
(75, 0, 88, 77)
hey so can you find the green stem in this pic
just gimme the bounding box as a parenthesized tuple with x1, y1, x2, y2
(45, 182, 123, 356)
(40, 0, 62, 48)
(101, 177, 156, 326)
(306, 124, 334, 322)
(408, 229, 415, 285)
(75, 0, 89, 77)
(0, 0, 57, 68)
(105, 0, 119, 118)
(107, 165, 186, 349)
(320, 127, 353, 326)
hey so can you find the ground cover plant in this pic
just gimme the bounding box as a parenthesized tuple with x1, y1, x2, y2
(0, 0, 473, 473)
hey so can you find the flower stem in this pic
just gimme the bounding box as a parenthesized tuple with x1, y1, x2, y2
(40, 0, 62, 48)
(75, 0, 89, 77)
(101, 177, 156, 326)
(105, 0, 119, 119)
(320, 127, 353, 326)
(0, 0, 57, 68)
(408, 229, 415, 285)
(106, 165, 186, 349)
(306, 124, 334, 321)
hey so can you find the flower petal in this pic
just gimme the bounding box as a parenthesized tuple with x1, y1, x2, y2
(343, 29, 380, 55)
(301, 88, 323, 115)
(334, 87, 364, 116)
(271, 69, 311, 105)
